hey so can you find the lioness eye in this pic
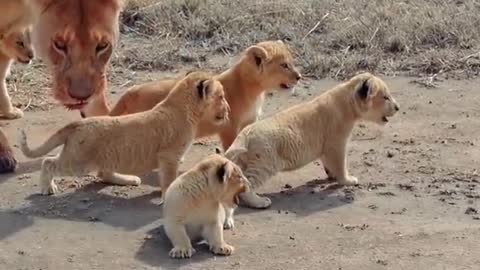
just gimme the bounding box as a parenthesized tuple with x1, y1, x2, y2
(96, 42, 109, 54)
(16, 41, 25, 48)
(384, 96, 390, 100)
(281, 63, 289, 69)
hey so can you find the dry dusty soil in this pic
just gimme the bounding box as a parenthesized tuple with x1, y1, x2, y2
(0, 68, 479, 269)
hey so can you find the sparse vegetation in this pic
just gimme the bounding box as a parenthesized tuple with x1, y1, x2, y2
(118, 0, 480, 79)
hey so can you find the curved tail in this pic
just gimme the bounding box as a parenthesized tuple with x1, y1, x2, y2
(19, 123, 79, 158)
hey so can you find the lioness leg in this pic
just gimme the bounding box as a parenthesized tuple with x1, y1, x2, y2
(165, 221, 195, 259)
(0, 128, 16, 173)
(204, 221, 234, 256)
(322, 145, 358, 185)
(97, 171, 141, 186)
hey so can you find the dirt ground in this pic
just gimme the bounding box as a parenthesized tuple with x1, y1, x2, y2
(0, 65, 479, 269)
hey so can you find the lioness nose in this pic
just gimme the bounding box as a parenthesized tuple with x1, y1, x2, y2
(27, 52, 34, 59)
(296, 73, 302, 81)
(394, 104, 400, 111)
(69, 78, 94, 101)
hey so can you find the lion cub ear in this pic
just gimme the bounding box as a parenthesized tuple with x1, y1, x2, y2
(197, 79, 210, 100)
(217, 162, 233, 183)
(357, 79, 371, 100)
(246, 46, 270, 68)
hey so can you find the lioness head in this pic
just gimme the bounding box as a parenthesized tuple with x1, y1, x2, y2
(202, 154, 249, 208)
(352, 73, 400, 125)
(239, 40, 302, 92)
(179, 71, 230, 125)
(0, 27, 34, 65)
(28, 0, 122, 110)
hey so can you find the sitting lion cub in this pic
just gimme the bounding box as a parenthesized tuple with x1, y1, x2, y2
(108, 40, 302, 151)
(164, 153, 249, 259)
(19, 71, 230, 198)
(223, 72, 400, 224)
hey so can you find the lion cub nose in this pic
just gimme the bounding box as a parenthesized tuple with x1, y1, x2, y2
(394, 104, 400, 111)
(296, 73, 302, 81)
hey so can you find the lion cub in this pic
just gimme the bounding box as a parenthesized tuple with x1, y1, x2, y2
(223, 72, 400, 223)
(164, 154, 249, 259)
(108, 40, 302, 150)
(19, 71, 230, 198)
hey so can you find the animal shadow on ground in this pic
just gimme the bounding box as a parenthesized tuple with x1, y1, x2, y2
(0, 181, 163, 240)
(134, 178, 350, 267)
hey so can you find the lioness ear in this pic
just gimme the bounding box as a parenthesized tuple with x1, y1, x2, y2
(197, 79, 209, 100)
(246, 46, 269, 68)
(217, 162, 232, 183)
(357, 79, 370, 100)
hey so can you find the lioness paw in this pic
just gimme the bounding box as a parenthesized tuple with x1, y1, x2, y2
(0, 108, 24, 120)
(210, 244, 235, 256)
(41, 183, 58, 195)
(339, 175, 358, 186)
(241, 192, 272, 209)
(0, 152, 17, 173)
(169, 247, 196, 259)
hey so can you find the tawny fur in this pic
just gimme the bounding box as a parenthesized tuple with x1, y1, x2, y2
(108, 40, 302, 150)
(163, 154, 249, 259)
(19, 71, 230, 199)
(0, 0, 36, 173)
(27, 0, 123, 117)
(222, 72, 400, 225)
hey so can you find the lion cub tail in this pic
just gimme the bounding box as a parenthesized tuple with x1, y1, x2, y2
(19, 123, 78, 158)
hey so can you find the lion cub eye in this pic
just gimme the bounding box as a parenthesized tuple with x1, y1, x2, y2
(383, 96, 390, 100)
(16, 41, 25, 48)
(96, 42, 110, 55)
(281, 63, 289, 69)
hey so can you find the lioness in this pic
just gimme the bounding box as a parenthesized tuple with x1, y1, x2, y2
(108, 40, 302, 150)
(223, 72, 400, 225)
(28, 0, 123, 117)
(0, 0, 35, 173)
(164, 154, 249, 259)
(19, 71, 230, 199)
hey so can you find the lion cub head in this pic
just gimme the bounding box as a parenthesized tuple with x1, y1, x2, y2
(352, 73, 400, 125)
(239, 40, 302, 92)
(200, 154, 250, 208)
(176, 71, 230, 125)
(28, 0, 122, 109)
(0, 27, 34, 64)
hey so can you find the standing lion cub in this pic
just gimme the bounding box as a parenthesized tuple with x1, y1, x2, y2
(108, 40, 302, 151)
(19, 71, 230, 199)
(163, 154, 249, 259)
(223, 72, 400, 224)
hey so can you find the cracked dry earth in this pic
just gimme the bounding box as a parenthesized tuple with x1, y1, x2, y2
(0, 74, 479, 270)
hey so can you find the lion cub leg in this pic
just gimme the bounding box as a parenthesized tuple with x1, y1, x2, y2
(238, 166, 273, 209)
(204, 207, 234, 256)
(0, 61, 23, 119)
(97, 171, 141, 186)
(165, 221, 196, 259)
(223, 206, 236, 230)
(322, 145, 358, 186)
(158, 156, 181, 204)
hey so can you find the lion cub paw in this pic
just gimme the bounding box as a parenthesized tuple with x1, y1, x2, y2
(0, 108, 24, 120)
(210, 244, 235, 256)
(223, 216, 235, 230)
(338, 175, 358, 186)
(41, 183, 58, 195)
(169, 246, 196, 259)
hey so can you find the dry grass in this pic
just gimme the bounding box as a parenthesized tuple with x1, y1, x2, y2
(116, 0, 480, 79)
(6, 0, 480, 111)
